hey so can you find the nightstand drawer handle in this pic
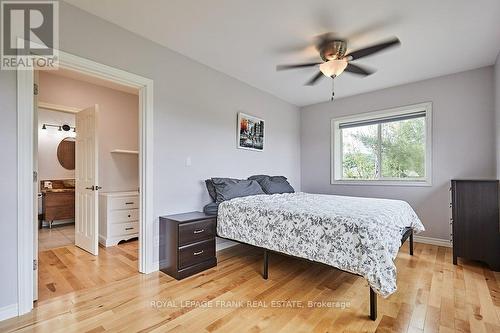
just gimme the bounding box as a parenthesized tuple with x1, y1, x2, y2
(193, 250, 204, 256)
(125, 202, 134, 205)
(125, 227, 134, 231)
(193, 229, 205, 234)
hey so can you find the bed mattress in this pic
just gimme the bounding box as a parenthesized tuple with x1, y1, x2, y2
(217, 192, 424, 297)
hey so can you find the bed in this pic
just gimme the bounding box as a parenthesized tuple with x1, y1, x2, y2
(216, 192, 424, 320)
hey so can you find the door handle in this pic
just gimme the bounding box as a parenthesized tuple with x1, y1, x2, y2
(85, 186, 102, 191)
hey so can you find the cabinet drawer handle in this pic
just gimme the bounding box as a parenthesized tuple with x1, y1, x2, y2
(125, 227, 134, 231)
(125, 202, 134, 205)
(193, 229, 205, 234)
(128, 215, 131, 218)
(193, 250, 204, 256)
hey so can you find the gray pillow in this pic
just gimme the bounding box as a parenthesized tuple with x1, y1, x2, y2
(205, 179, 217, 202)
(259, 176, 295, 194)
(203, 202, 219, 216)
(248, 175, 270, 183)
(211, 178, 265, 203)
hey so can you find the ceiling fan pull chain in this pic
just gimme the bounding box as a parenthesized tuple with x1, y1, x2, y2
(331, 75, 335, 101)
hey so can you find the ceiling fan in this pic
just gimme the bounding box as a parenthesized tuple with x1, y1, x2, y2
(276, 35, 401, 100)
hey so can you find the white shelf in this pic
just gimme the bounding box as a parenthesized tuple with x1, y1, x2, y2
(111, 149, 139, 154)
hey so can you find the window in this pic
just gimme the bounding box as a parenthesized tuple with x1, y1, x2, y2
(331, 102, 432, 186)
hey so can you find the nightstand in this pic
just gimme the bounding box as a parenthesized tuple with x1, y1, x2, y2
(159, 212, 217, 279)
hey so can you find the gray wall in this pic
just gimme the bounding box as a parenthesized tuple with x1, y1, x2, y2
(300, 67, 496, 240)
(495, 53, 500, 177)
(0, 3, 300, 309)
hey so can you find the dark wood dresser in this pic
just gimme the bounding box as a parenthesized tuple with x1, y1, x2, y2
(451, 179, 500, 271)
(159, 212, 217, 279)
(40, 180, 75, 228)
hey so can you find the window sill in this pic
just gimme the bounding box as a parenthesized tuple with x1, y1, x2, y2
(331, 179, 432, 187)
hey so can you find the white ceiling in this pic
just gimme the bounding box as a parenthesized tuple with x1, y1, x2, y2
(64, 0, 500, 106)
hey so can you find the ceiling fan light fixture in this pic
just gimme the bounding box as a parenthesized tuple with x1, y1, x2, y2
(319, 59, 348, 77)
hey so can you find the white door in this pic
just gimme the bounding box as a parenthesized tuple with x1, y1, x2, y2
(33, 71, 39, 301)
(75, 105, 99, 255)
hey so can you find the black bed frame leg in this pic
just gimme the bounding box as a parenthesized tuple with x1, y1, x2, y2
(263, 249, 268, 279)
(409, 232, 414, 256)
(369, 288, 377, 321)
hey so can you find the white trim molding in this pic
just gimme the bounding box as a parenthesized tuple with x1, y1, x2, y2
(37, 101, 82, 113)
(17, 49, 155, 316)
(331, 102, 433, 186)
(17, 68, 35, 316)
(0, 303, 19, 321)
(413, 235, 452, 248)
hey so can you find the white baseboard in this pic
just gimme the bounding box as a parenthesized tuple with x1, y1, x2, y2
(0, 303, 18, 321)
(149, 261, 159, 273)
(99, 234, 138, 247)
(413, 235, 452, 248)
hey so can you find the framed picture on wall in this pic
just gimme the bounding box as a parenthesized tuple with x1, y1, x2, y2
(237, 112, 264, 151)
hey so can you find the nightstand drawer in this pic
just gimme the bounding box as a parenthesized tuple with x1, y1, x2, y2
(109, 209, 139, 223)
(110, 221, 138, 236)
(109, 196, 139, 210)
(178, 239, 215, 269)
(178, 218, 215, 246)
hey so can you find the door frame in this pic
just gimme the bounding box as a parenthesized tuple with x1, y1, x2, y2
(17, 49, 155, 316)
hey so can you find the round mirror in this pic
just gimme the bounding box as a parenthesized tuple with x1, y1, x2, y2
(57, 137, 76, 170)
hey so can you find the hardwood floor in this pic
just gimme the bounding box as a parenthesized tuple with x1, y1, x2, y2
(2, 241, 499, 332)
(38, 240, 138, 301)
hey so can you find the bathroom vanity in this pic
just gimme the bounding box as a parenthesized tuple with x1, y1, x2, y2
(40, 179, 75, 228)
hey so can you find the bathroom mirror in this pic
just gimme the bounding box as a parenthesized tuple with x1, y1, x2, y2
(57, 137, 76, 170)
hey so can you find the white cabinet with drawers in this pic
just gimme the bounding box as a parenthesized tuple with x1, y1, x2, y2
(99, 191, 139, 247)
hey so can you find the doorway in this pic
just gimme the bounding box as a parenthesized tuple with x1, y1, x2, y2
(34, 70, 141, 301)
(17, 50, 155, 315)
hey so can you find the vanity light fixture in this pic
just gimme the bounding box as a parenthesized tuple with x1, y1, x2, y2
(42, 123, 76, 132)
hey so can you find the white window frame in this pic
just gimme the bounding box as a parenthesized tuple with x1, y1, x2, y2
(331, 102, 432, 186)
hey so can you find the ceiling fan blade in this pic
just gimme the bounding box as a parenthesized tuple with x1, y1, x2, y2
(305, 71, 324, 86)
(276, 62, 322, 71)
(346, 37, 400, 60)
(345, 63, 375, 76)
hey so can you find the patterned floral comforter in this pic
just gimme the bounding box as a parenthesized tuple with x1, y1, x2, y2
(217, 192, 424, 297)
